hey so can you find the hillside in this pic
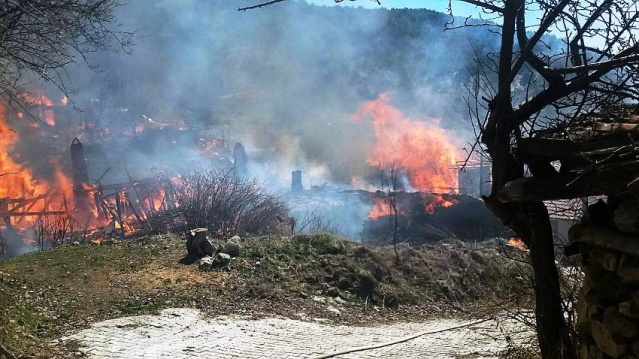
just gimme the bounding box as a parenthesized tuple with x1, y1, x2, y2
(0, 233, 531, 358)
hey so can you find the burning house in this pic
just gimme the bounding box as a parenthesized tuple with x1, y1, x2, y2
(0, 2, 511, 257)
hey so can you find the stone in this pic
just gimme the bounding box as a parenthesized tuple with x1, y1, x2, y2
(590, 250, 621, 272)
(326, 287, 340, 297)
(618, 255, 639, 284)
(72, 241, 80, 246)
(618, 292, 639, 319)
(336, 277, 352, 290)
(603, 307, 638, 338)
(198, 256, 214, 271)
(577, 291, 599, 334)
(230, 235, 241, 242)
(212, 253, 231, 268)
(591, 320, 628, 358)
(614, 199, 639, 234)
(221, 241, 241, 258)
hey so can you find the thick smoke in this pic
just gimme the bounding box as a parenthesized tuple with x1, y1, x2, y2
(38, 0, 501, 190)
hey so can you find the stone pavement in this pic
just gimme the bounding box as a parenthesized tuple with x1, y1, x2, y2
(59, 308, 534, 358)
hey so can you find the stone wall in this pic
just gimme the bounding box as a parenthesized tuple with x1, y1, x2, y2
(570, 197, 639, 358)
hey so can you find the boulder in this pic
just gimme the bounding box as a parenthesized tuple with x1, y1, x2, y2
(198, 256, 214, 271)
(603, 307, 638, 338)
(591, 320, 628, 358)
(212, 253, 232, 268)
(614, 199, 639, 234)
(221, 241, 241, 258)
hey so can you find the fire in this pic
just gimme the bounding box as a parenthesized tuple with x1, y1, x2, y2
(368, 198, 392, 219)
(508, 236, 527, 251)
(0, 104, 73, 231)
(422, 193, 457, 214)
(354, 93, 460, 213)
(23, 91, 55, 126)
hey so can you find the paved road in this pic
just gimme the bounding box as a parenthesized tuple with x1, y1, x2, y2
(59, 308, 533, 358)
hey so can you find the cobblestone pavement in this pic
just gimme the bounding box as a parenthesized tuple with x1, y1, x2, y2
(59, 308, 534, 358)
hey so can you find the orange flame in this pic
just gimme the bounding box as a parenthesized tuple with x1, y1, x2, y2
(368, 198, 391, 219)
(422, 193, 457, 214)
(508, 237, 527, 251)
(24, 91, 55, 126)
(0, 104, 74, 232)
(354, 93, 460, 213)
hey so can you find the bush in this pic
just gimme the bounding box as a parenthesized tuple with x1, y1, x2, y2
(173, 169, 289, 237)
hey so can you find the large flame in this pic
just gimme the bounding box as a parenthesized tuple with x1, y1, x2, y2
(355, 93, 459, 215)
(0, 104, 73, 230)
(354, 93, 459, 192)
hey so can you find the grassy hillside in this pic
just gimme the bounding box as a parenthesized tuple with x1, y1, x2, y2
(0, 233, 531, 358)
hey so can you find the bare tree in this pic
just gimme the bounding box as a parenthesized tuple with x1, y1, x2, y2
(456, 1, 639, 358)
(0, 0, 132, 115)
(241, 0, 639, 357)
(378, 164, 400, 264)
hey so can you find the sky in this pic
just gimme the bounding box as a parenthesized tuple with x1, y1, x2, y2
(305, 0, 488, 17)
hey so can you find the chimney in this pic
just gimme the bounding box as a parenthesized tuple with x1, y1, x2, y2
(70, 138, 90, 211)
(291, 170, 303, 192)
(233, 142, 248, 178)
(70, 138, 89, 190)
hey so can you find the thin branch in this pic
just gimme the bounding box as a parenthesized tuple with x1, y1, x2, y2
(238, 0, 286, 12)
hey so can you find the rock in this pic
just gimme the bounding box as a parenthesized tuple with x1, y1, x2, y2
(221, 241, 241, 258)
(212, 253, 231, 268)
(603, 307, 638, 338)
(469, 251, 485, 265)
(71, 241, 80, 246)
(327, 287, 340, 297)
(591, 320, 628, 358)
(336, 277, 352, 290)
(618, 255, 639, 284)
(577, 291, 598, 334)
(580, 341, 604, 359)
(230, 235, 241, 242)
(198, 256, 214, 271)
(614, 199, 639, 234)
(590, 250, 620, 272)
(618, 292, 639, 319)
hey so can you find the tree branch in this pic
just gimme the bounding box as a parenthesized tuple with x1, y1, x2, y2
(238, 0, 286, 11)
(459, 0, 503, 14)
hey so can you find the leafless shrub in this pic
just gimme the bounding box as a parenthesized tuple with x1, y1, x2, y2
(33, 215, 93, 249)
(291, 209, 343, 235)
(173, 169, 289, 237)
(34, 215, 74, 250)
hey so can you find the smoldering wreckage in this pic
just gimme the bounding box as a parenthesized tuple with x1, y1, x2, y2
(0, 92, 517, 261)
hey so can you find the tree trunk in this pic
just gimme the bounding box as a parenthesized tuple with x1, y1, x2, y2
(484, 198, 574, 358)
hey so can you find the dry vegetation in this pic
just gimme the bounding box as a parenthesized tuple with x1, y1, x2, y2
(0, 232, 534, 358)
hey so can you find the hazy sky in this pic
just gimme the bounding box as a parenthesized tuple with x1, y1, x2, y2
(305, 0, 487, 17)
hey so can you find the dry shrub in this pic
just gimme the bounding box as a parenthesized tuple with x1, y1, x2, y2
(173, 169, 288, 237)
(33, 215, 92, 250)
